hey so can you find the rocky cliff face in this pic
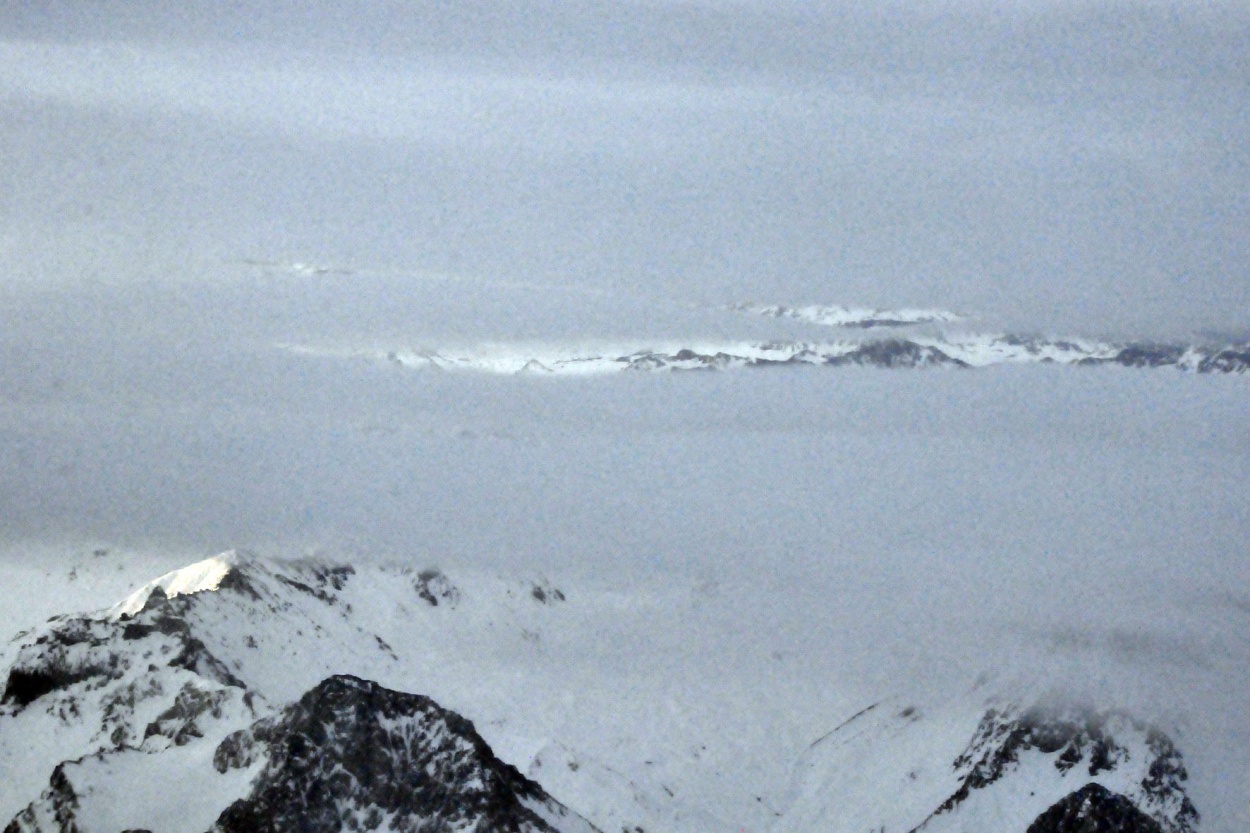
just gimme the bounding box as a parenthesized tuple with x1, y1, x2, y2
(5, 674, 598, 833)
(211, 675, 596, 833)
(1027, 784, 1165, 833)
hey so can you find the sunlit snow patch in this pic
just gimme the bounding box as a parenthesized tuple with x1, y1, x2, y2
(238, 258, 355, 277)
(110, 550, 248, 618)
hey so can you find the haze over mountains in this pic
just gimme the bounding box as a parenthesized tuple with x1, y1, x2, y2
(1, 1, 1247, 830)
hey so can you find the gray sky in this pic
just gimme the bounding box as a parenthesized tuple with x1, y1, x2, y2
(1, 0, 1247, 338)
(1, 0, 1246, 558)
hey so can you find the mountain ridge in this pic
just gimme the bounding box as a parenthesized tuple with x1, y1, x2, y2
(285, 335, 1250, 376)
(0, 553, 1208, 833)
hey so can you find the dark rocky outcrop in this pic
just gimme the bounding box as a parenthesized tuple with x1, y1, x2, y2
(1, 619, 120, 710)
(143, 682, 239, 747)
(1196, 347, 1250, 373)
(3, 765, 80, 833)
(2, 666, 103, 710)
(414, 568, 461, 608)
(828, 340, 965, 369)
(211, 675, 595, 833)
(1027, 784, 1163, 833)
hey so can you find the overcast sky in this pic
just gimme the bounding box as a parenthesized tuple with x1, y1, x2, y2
(1, 0, 1247, 339)
(1, 0, 1248, 568)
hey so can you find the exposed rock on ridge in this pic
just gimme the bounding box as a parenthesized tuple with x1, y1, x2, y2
(211, 674, 597, 833)
(1028, 784, 1165, 833)
(0, 553, 1210, 833)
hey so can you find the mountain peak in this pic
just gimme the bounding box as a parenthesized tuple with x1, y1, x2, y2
(210, 673, 599, 833)
(1027, 783, 1165, 833)
(110, 550, 259, 619)
(777, 695, 1198, 833)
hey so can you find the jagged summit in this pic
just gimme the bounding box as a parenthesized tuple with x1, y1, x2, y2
(211, 674, 598, 833)
(776, 695, 1198, 833)
(1028, 784, 1166, 833)
(104, 549, 367, 626)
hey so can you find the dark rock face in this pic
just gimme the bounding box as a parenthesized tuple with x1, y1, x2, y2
(414, 568, 461, 608)
(1112, 346, 1186, 369)
(143, 682, 238, 747)
(3, 765, 79, 833)
(2, 667, 101, 710)
(1, 604, 244, 721)
(1197, 347, 1250, 373)
(273, 564, 354, 606)
(947, 706, 1132, 798)
(1, 619, 120, 709)
(1139, 729, 1200, 832)
(530, 580, 566, 605)
(211, 675, 591, 833)
(828, 340, 964, 369)
(1028, 784, 1163, 833)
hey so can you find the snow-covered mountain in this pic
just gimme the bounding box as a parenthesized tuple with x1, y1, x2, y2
(0, 552, 1204, 833)
(284, 335, 1250, 376)
(778, 698, 1197, 833)
(208, 674, 597, 833)
(0, 552, 599, 833)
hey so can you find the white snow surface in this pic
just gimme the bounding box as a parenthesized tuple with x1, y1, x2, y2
(111, 550, 241, 617)
(776, 699, 985, 833)
(44, 710, 261, 833)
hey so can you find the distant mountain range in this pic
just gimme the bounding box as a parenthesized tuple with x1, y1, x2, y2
(271, 290, 1249, 376)
(0, 552, 1199, 832)
(285, 334, 1250, 376)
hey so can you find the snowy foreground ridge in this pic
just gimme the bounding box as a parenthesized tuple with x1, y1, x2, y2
(0, 552, 1201, 833)
(284, 335, 1250, 376)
